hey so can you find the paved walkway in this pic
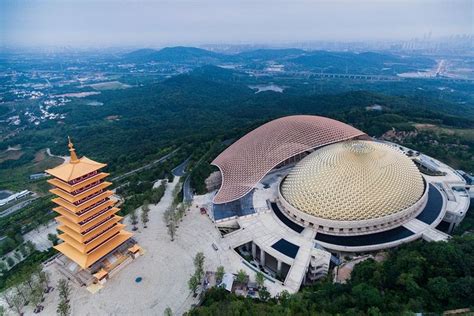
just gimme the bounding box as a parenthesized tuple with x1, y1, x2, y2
(403, 218, 449, 242)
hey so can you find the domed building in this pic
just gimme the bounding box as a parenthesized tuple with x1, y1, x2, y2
(279, 140, 427, 234)
(207, 115, 470, 293)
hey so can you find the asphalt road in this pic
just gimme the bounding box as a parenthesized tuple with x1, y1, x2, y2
(111, 148, 180, 181)
(183, 175, 193, 202)
(0, 197, 37, 218)
(172, 157, 190, 177)
(171, 157, 193, 202)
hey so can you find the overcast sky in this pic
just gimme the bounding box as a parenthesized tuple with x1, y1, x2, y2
(1, 0, 472, 47)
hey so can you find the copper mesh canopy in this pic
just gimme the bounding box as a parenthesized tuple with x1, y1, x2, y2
(212, 115, 366, 204)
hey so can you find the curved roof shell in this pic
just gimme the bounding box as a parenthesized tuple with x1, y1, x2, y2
(281, 140, 425, 221)
(212, 115, 366, 204)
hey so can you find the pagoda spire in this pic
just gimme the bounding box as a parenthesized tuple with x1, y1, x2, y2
(68, 136, 79, 163)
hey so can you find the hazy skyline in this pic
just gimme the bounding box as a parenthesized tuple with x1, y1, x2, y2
(1, 0, 472, 48)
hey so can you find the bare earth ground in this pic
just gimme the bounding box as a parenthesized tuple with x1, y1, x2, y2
(0, 149, 23, 163)
(21, 176, 270, 316)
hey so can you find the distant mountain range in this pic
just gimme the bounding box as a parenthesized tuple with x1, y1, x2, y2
(123, 46, 223, 63)
(122, 46, 436, 75)
(122, 46, 305, 63)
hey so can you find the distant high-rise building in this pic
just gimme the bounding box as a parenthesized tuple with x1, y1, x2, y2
(46, 138, 133, 269)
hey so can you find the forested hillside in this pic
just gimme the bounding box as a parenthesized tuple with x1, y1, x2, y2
(1, 65, 473, 191)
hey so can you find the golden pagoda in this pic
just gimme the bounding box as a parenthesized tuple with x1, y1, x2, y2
(46, 137, 132, 269)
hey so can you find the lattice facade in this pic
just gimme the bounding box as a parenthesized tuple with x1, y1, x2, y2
(281, 141, 425, 221)
(212, 115, 366, 204)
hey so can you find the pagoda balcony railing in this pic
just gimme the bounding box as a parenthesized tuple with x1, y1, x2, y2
(77, 198, 108, 216)
(86, 231, 121, 254)
(79, 205, 114, 225)
(82, 215, 115, 235)
(73, 189, 105, 206)
(68, 170, 99, 185)
(71, 180, 102, 195)
(84, 223, 118, 244)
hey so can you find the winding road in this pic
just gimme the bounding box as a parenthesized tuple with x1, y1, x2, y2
(111, 148, 180, 181)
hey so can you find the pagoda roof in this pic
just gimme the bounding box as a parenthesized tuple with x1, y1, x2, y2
(55, 231, 132, 268)
(93, 268, 108, 280)
(128, 244, 141, 254)
(46, 156, 106, 182)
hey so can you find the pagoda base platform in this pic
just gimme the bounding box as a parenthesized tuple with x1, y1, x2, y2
(52, 239, 143, 288)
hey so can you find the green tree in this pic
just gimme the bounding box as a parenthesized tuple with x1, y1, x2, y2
(2, 291, 14, 309)
(57, 279, 71, 316)
(188, 274, 199, 296)
(38, 270, 50, 290)
(176, 204, 185, 222)
(47, 233, 59, 246)
(276, 290, 290, 306)
(18, 244, 29, 258)
(0, 261, 7, 273)
(25, 241, 36, 254)
(397, 272, 422, 298)
(164, 306, 173, 316)
(255, 271, 264, 289)
(11, 282, 29, 306)
(367, 306, 382, 316)
(141, 208, 149, 228)
(350, 258, 380, 287)
(167, 218, 176, 241)
(29, 281, 44, 310)
(351, 283, 382, 311)
(258, 286, 270, 302)
(216, 266, 225, 284)
(0, 238, 15, 257)
(10, 292, 24, 316)
(427, 276, 450, 301)
(236, 269, 248, 285)
(130, 209, 138, 231)
(57, 300, 71, 316)
(6, 257, 15, 268)
(193, 252, 205, 279)
(24, 272, 36, 292)
(150, 184, 165, 204)
(142, 200, 150, 212)
(57, 279, 71, 302)
(163, 208, 170, 223)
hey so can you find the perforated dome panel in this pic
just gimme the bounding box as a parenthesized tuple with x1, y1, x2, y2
(281, 140, 425, 221)
(212, 115, 366, 204)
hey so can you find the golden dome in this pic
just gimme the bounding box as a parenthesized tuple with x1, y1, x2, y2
(281, 140, 425, 221)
